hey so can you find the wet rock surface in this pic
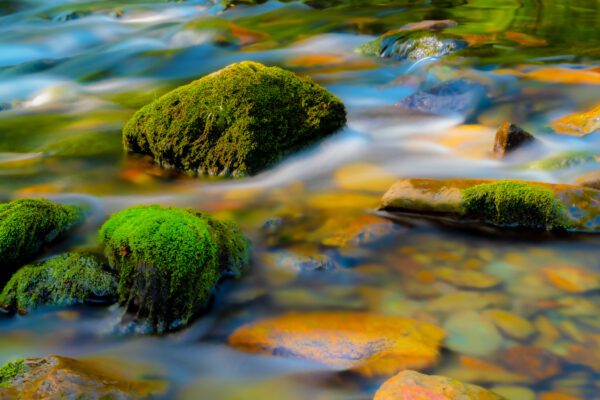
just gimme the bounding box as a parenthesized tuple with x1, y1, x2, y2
(493, 122, 534, 157)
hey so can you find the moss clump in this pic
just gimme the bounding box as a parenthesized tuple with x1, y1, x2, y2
(462, 181, 569, 230)
(358, 31, 467, 61)
(0, 199, 83, 274)
(98, 205, 251, 333)
(0, 253, 117, 314)
(0, 359, 26, 388)
(123, 61, 346, 177)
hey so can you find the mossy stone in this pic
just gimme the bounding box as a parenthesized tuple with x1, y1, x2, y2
(0, 199, 83, 275)
(462, 181, 569, 231)
(123, 61, 346, 177)
(98, 205, 250, 333)
(358, 31, 467, 61)
(0, 253, 117, 314)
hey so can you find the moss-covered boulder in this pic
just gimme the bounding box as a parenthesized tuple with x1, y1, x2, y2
(123, 61, 346, 177)
(380, 178, 600, 232)
(0, 356, 165, 398)
(99, 205, 251, 333)
(358, 30, 467, 61)
(0, 199, 83, 274)
(0, 253, 117, 314)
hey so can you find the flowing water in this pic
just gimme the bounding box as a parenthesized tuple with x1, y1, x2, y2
(1, 0, 600, 398)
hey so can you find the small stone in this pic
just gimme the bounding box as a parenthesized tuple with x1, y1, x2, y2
(551, 103, 600, 137)
(493, 122, 534, 157)
(541, 265, 600, 293)
(435, 267, 501, 289)
(374, 370, 504, 400)
(499, 345, 562, 381)
(491, 385, 535, 400)
(444, 311, 503, 357)
(482, 309, 535, 340)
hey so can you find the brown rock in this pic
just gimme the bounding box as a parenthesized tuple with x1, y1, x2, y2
(374, 370, 505, 400)
(493, 122, 534, 157)
(0, 355, 165, 399)
(499, 345, 561, 381)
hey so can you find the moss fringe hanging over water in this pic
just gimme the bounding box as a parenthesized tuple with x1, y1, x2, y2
(123, 61, 346, 177)
(0, 253, 117, 314)
(0, 199, 83, 274)
(99, 205, 251, 333)
(462, 181, 569, 231)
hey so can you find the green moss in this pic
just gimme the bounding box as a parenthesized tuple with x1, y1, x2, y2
(527, 150, 597, 170)
(0, 359, 25, 388)
(0, 253, 117, 313)
(0, 199, 83, 274)
(123, 61, 346, 177)
(98, 205, 250, 333)
(462, 181, 569, 230)
(357, 31, 467, 61)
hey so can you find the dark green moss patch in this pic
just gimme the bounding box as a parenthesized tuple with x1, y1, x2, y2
(0, 199, 83, 274)
(0, 359, 25, 388)
(462, 181, 569, 231)
(0, 253, 117, 314)
(98, 205, 250, 333)
(123, 61, 346, 177)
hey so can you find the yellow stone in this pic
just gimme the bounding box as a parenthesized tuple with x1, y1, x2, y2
(551, 103, 600, 136)
(228, 312, 444, 377)
(306, 192, 380, 210)
(436, 267, 501, 289)
(482, 309, 535, 340)
(374, 370, 505, 400)
(541, 265, 600, 293)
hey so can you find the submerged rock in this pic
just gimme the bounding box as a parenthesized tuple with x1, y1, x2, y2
(358, 27, 467, 62)
(493, 122, 534, 157)
(0, 199, 83, 274)
(397, 79, 488, 119)
(0, 253, 117, 314)
(123, 61, 346, 177)
(99, 205, 250, 333)
(374, 370, 505, 400)
(228, 311, 445, 377)
(0, 356, 165, 399)
(380, 178, 600, 231)
(551, 102, 600, 137)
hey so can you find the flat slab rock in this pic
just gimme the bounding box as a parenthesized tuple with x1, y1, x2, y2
(0, 356, 165, 399)
(380, 178, 600, 232)
(228, 311, 444, 377)
(374, 370, 505, 400)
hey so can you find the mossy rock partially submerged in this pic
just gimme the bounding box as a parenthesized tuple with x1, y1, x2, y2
(358, 29, 467, 62)
(380, 178, 600, 232)
(0, 356, 165, 398)
(0, 199, 83, 274)
(0, 253, 117, 314)
(99, 205, 251, 333)
(123, 61, 346, 177)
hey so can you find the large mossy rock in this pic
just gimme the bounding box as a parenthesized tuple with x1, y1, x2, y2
(0, 356, 165, 398)
(374, 370, 505, 400)
(0, 253, 117, 314)
(0, 199, 83, 274)
(229, 311, 445, 377)
(380, 178, 600, 232)
(99, 205, 251, 333)
(123, 61, 346, 177)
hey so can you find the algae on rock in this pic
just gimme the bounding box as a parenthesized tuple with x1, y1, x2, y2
(0, 199, 83, 274)
(99, 205, 251, 333)
(0, 252, 117, 314)
(123, 61, 346, 177)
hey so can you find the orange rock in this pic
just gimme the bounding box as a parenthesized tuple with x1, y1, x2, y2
(435, 268, 501, 289)
(287, 54, 345, 68)
(551, 103, 600, 136)
(525, 67, 600, 85)
(373, 370, 504, 400)
(316, 215, 396, 247)
(229, 22, 269, 46)
(541, 265, 600, 293)
(499, 346, 561, 381)
(229, 312, 445, 377)
(481, 309, 535, 340)
(504, 32, 548, 47)
(539, 391, 582, 400)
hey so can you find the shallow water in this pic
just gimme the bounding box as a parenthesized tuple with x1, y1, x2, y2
(1, 0, 600, 398)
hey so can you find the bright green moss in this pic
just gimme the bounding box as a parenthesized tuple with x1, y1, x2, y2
(0, 253, 117, 314)
(98, 205, 250, 333)
(0, 199, 83, 274)
(123, 61, 346, 177)
(462, 181, 569, 230)
(0, 359, 25, 388)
